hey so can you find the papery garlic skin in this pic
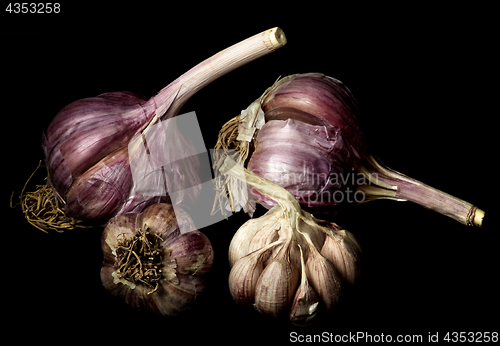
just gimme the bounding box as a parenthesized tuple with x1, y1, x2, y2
(41, 28, 287, 227)
(64, 146, 133, 222)
(227, 210, 360, 323)
(42, 90, 195, 224)
(247, 119, 356, 209)
(228, 206, 281, 266)
(223, 157, 362, 324)
(43, 91, 154, 199)
(304, 242, 342, 310)
(101, 203, 213, 315)
(217, 72, 485, 227)
(320, 228, 362, 285)
(254, 241, 300, 318)
(289, 245, 319, 326)
(228, 245, 269, 305)
(221, 73, 366, 213)
(262, 73, 366, 153)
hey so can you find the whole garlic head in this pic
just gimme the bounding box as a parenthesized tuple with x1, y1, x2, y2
(228, 207, 360, 325)
(222, 158, 361, 325)
(101, 203, 213, 315)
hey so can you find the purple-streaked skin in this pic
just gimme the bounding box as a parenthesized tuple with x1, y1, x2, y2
(262, 73, 367, 154)
(64, 146, 133, 222)
(100, 203, 214, 315)
(246, 73, 366, 211)
(243, 73, 484, 226)
(358, 154, 485, 227)
(42, 87, 193, 223)
(222, 157, 362, 323)
(247, 118, 357, 209)
(42, 91, 155, 197)
(41, 28, 287, 224)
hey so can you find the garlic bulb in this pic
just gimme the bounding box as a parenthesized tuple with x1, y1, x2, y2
(247, 118, 356, 209)
(100, 203, 213, 315)
(213, 73, 363, 215)
(214, 73, 485, 227)
(222, 157, 361, 325)
(248, 74, 365, 211)
(39, 28, 287, 227)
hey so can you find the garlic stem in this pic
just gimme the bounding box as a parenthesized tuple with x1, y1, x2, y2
(358, 155, 485, 227)
(152, 27, 287, 120)
(220, 155, 301, 213)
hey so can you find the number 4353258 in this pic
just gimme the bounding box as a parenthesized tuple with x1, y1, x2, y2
(5, 3, 60, 13)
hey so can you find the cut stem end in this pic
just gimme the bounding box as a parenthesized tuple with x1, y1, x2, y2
(472, 207, 485, 228)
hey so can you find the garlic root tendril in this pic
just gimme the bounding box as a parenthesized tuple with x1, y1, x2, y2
(115, 224, 165, 295)
(10, 160, 92, 233)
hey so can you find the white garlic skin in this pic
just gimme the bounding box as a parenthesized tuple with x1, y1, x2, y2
(305, 244, 342, 310)
(228, 247, 266, 305)
(289, 244, 319, 326)
(228, 209, 361, 324)
(320, 229, 362, 285)
(228, 206, 281, 267)
(254, 241, 300, 318)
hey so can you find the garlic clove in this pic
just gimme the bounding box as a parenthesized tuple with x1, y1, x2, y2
(42, 91, 153, 198)
(220, 157, 361, 322)
(229, 248, 267, 305)
(154, 273, 207, 316)
(137, 203, 214, 277)
(228, 205, 281, 267)
(296, 213, 326, 257)
(289, 245, 319, 326)
(168, 231, 214, 277)
(254, 241, 300, 318)
(246, 212, 282, 262)
(228, 218, 264, 267)
(149, 284, 183, 315)
(305, 244, 342, 310)
(136, 203, 178, 235)
(65, 146, 133, 222)
(289, 279, 319, 326)
(115, 273, 202, 316)
(229, 240, 283, 305)
(101, 263, 127, 297)
(321, 229, 362, 285)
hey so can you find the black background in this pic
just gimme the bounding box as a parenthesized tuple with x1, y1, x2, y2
(3, 4, 498, 343)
